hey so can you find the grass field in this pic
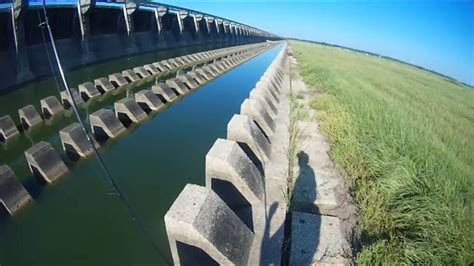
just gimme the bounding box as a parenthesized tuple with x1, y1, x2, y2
(290, 40, 473, 264)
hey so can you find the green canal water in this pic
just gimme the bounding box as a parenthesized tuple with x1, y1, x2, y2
(0, 44, 282, 264)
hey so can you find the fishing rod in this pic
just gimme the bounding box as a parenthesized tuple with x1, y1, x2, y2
(38, 2, 169, 264)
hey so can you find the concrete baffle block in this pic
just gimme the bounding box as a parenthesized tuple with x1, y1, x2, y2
(90, 109, 126, 139)
(0, 165, 32, 215)
(78, 82, 101, 101)
(227, 114, 271, 163)
(108, 73, 129, 88)
(249, 88, 278, 118)
(177, 74, 199, 89)
(59, 123, 97, 158)
(144, 64, 160, 75)
(24, 141, 68, 184)
(256, 80, 280, 104)
(40, 95, 64, 118)
(241, 98, 275, 139)
(94, 77, 115, 93)
(0, 115, 19, 141)
(114, 98, 147, 124)
(151, 83, 178, 102)
(154, 61, 170, 71)
(134, 90, 164, 112)
(165, 184, 254, 265)
(195, 68, 212, 80)
(60, 88, 84, 108)
(166, 78, 189, 95)
(206, 138, 265, 231)
(18, 105, 43, 129)
(203, 66, 218, 77)
(188, 71, 206, 84)
(134, 66, 151, 78)
(122, 69, 141, 83)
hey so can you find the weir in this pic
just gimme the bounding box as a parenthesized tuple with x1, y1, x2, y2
(0, 31, 283, 262)
(40, 96, 64, 119)
(24, 141, 69, 184)
(18, 105, 43, 130)
(0, 115, 20, 142)
(151, 83, 178, 102)
(134, 90, 164, 112)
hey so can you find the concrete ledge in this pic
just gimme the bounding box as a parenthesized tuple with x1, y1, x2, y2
(168, 58, 181, 68)
(208, 65, 222, 75)
(165, 184, 254, 265)
(122, 69, 141, 83)
(206, 138, 265, 231)
(78, 82, 101, 101)
(114, 98, 147, 124)
(40, 96, 64, 118)
(262, 75, 282, 93)
(90, 108, 126, 139)
(290, 212, 345, 265)
(60, 88, 84, 108)
(0, 165, 32, 215)
(166, 78, 190, 95)
(151, 83, 178, 102)
(227, 114, 271, 163)
(241, 98, 275, 139)
(108, 73, 129, 88)
(59, 123, 96, 158)
(177, 74, 199, 89)
(18, 105, 43, 129)
(134, 66, 151, 78)
(94, 77, 115, 93)
(135, 90, 164, 112)
(143, 64, 160, 75)
(24, 141, 68, 184)
(0, 115, 19, 141)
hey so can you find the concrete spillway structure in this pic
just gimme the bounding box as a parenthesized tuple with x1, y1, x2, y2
(240, 98, 275, 139)
(206, 138, 265, 232)
(78, 82, 101, 102)
(24, 141, 69, 184)
(18, 105, 43, 130)
(152, 83, 178, 103)
(60, 88, 84, 108)
(165, 184, 254, 265)
(177, 74, 199, 89)
(114, 98, 147, 124)
(134, 90, 164, 112)
(59, 123, 96, 158)
(152, 62, 168, 72)
(249, 88, 278, 119)
(94, 78, 115, 93)
(0, 115, 20, 142)
(90, 109, 126, 140)
(40, 96, 64, 118)
(143, 64, 160, 75)
(0, 165, 32, 215)
(122, 70, 141, 83)
(166, 78, 189, 95)
(108, 73, 129, 88)
(187, 71, 206, 84)
(227, 114, 271, 164)
(133, 66, 151, 78)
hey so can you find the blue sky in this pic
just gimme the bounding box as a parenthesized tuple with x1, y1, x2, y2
(159, 0, 474, 85)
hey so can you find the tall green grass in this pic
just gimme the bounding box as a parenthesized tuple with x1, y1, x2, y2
(290, 40, 473, 264)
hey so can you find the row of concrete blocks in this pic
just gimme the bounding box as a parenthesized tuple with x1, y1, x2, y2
(0, 43, 270, 144)
(0, 45, 270, 214)
(0, 46, 271, 216)
(164, 44, 289, 265)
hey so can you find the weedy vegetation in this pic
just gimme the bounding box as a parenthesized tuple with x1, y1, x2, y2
(290, 40, 474, 264)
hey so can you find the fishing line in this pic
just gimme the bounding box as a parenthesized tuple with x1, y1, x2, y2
(39, 2, 170, 264)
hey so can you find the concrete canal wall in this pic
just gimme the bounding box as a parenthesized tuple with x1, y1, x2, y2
(0, 42, 275, 216)
(0, 1, 279, 93)
(164, 43, 289, 265)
